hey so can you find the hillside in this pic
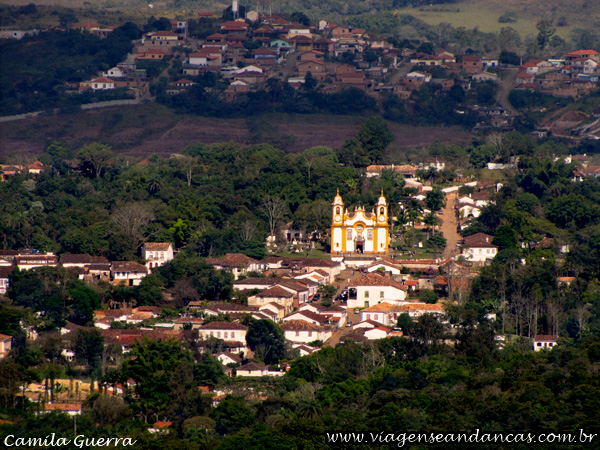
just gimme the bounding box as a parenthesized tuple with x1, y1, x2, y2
(3, 0, 600, 36)
(0, 103, 472, 159)
(389, 0, 600, 37)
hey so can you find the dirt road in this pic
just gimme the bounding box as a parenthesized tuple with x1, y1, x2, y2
(495, 67, 519, 115)
(440, 192, 460, 259)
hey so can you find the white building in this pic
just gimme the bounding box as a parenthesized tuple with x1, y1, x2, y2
(360, 301, 406, 326)
(198, 322, 248, 343)
(533, 335, 558, 351)
(461, 233, 498, 262)
(281, 320, 333, 343)
(142, 242, 174, 270)
(111, 261, 148, 286)
(347, 272, 408, 309)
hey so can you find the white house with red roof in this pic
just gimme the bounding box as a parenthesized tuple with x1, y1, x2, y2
(347, 272, 408, 309)
(533, 335, 558, 351)
(111, 261, 148, 286)
(359, 301, 406, 326)
(364, 326, 391, 340)
(199, 321, 248, 348)
(461, 233, 497, 262)
(142, 242, 174, 270)
(90, 77, 115, 90)
(207, 253, 262, 280)
(281, 320, 333, 343)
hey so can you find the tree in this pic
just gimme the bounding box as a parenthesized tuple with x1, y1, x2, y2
(122, 338, 196, 423)
(111, 202, 155, 250)
(78, 142, 114, 179)
(536, 19, 555, 50)
(304, 71, 317, 91)
(69, 285, 100, 325)
(246, 320, 285, 364)
(425, 187, 446, 212)
(260, 196, 287, 240)
(73, 328, 104, 371)
(59, 12, 78, 29)
(356, 117, 394, 164)
(418, 290, 438, 304)
(211, 396, 254, 435)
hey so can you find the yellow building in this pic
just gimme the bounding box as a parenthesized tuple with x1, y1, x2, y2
(331, 190, 389, 254)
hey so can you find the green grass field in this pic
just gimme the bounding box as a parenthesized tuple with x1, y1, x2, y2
(393, 0, 600, 37)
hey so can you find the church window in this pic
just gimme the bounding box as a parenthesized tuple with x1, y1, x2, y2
(365, 290, 369, 298)
(380, 207, 385, 215)
(367, 229, 373, 240)
(347, 229, 353, 240)
(336, 207, 341, 214)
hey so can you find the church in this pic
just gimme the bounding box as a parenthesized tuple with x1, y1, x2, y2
(330, 190, 390, 254)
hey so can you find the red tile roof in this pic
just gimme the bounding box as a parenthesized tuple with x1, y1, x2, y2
(144, 242, 172, 251)
(200, 321, 248, 330)
(350, 272, 408, 291)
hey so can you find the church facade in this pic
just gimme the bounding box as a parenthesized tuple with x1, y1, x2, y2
(330, 190, 390, 254)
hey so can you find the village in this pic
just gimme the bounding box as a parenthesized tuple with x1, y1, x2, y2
(3, 10, 598, 139)
(0, 151, 574, 423)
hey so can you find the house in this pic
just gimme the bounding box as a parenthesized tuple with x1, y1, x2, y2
(533, 335, 558, 351)
(104, 66, 126, 78)
(346, 272, 408, 309)
(360, 301, 406, 326)
(60, 254, 110, 269)
(406, 71, 432, 83)
(234, 277, 310, 308)
(365, 164, 418, 179)
(565, 50, 599, 63)
(206, 253, 262, 280)
(248, 287, 294, 314)
(38, 403, 82, 416)
(410, 53, 444, 66)
(297, 60, 326, 80)
(135, 48, 168, 60)
(281, 320, 333, 343)
(462, 55, 483, 73)
(216, 352, 242, 366)
(282, 310, 329, 326)
(111, 261, 148, 286)
(236, 362, 268, 377)
(293, 343, 318, 356)
(141, 242, 174, 270)
(0, 266, 12, 294)
(364, 326, 392, 340)
(89, 77, 115, 90)
(14, 253, 58, 271)
(461, 233, 497, 262)
(397, 302, 445, 318)
(220, 20, 250, 35)
(259, 302, 287, 321)
(0, 334, 11, 359)
(198, 321, 248, 343)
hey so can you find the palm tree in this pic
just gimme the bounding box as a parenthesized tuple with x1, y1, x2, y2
(407, 199, 423, 228)
(423, 212, 441, 238)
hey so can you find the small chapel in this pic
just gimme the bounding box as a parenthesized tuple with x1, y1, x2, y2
(330, 190, 390, 254)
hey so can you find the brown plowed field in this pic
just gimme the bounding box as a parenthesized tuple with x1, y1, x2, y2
(0, 104, 472, 158)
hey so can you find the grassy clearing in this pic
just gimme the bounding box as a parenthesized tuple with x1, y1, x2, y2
(394, 0, 600, 37)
